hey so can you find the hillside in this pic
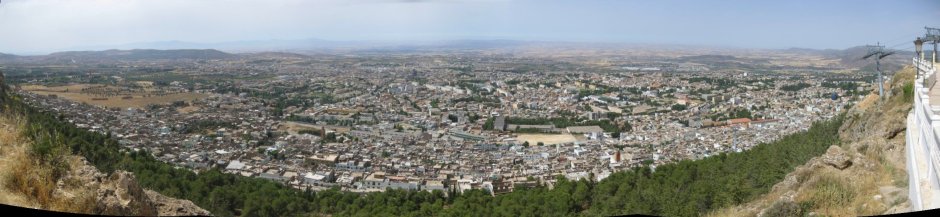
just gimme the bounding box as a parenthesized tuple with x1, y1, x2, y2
(0, 49, 236, 64)
(47, 49, 235, 61)
(786, 46, 913, 72)
(0, 53, 16, 60)
(0, 73, 209, 216)
(709, 66, 915, 216)
(0, 116, 211, 216)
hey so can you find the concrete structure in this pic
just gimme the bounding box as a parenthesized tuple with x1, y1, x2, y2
(566, 126, 604, 134)
(906, 57, 940, 211)
(224, 160, 246, 171)
(494, 116, 506, 131)
(307, 154, 338, 166)
(447, 129, 487, 141)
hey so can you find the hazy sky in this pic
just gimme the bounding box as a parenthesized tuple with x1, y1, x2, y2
(0, 0, 937, 54)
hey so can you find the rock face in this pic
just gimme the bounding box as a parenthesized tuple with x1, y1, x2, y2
(60, 157, 211, 216)
(820, 146, 853, 170)
(146, 189, 212, 216)
(96, 171, 158, 216)
(758, 199, 800, 217)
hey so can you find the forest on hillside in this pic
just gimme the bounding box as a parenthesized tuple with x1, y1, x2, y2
(1, 87, 843, 217)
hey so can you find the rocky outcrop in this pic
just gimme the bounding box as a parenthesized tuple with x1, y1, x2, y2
(819, 146, 853, 170)
(146, 189, 212, 216)
(57, 157, 211, 216)
(97, 171, 159, 216)
(758, 199, 800, 217)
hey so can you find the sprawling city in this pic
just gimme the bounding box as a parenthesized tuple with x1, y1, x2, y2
(7, 48, 863, 192)
(0, 0, 938, 216)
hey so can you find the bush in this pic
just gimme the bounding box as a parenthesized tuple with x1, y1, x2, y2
(763, 200, 802, 217)
(671, 104, 687, 111)
(2, 120, 85, 212)
(25, 128, 70, 181)
(810, 175, 856, 208)
(903, 81, 914, 102)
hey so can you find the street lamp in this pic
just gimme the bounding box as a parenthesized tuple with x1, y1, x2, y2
(917, 38, 924, 84)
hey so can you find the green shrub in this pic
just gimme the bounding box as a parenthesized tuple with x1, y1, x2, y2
(763, 200, 802, 217)
(810, 175, 856, 208)
(903, 81, 914, 102)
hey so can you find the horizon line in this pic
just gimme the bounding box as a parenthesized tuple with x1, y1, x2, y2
(1, 39, 903, 56)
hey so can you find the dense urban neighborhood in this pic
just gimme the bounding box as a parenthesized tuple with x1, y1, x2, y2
(2, 0, 937, 216)
(6, 48, 871, 196)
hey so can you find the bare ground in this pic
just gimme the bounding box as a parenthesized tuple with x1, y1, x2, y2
(516, 133, 580, 145)
(21, 84, 207, 109)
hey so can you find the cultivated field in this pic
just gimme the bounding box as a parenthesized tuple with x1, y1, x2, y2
(517, 133, 580, 145)
(21, 84, 207, 109)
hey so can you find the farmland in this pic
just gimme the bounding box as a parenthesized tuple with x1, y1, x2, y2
(20, 83, 207, 109)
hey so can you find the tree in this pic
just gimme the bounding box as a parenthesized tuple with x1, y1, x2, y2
(572, 180, 592, 211)
(671, 104, 687, 111)
(483, 117, 495, 130)
(606, 112, 621, 120)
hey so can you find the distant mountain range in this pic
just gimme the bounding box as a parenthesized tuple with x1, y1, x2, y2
(53, 39, 924, 58)
(1, 39, 547, 56)
(0, 42, 923, 72)
(93, 38, 356, 52)
(49, 49, 235, 61)
(834, 46, 914, 71)
(5, 37, 925, 57)
(60, 38, 532, 53)
(0, 52, 17, 59)
(0, 49, 237, 64)
(783, 46, 915, 71)
(787, 45, 915, 60)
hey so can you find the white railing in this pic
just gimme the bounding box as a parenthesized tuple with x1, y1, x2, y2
(908, 112, 922, 211)
(909, 57, 940, 211)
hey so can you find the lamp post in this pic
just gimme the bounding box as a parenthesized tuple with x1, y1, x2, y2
(917, 38, 924, 85)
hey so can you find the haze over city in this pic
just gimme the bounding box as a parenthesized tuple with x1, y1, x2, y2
(0, 0, 938, 54)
